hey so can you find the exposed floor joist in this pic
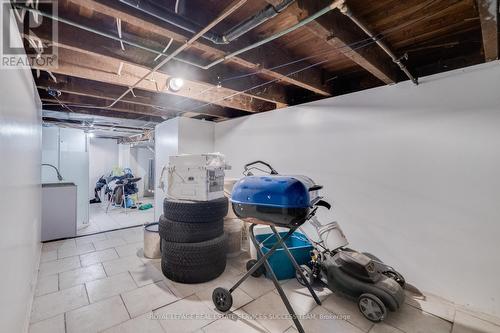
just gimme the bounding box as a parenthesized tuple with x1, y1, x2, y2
(288, 1, 398, 84)
(33, 45, 276, 113)
(31, 19, 289, 107)
(64, 0, 331, 96)
(36, 74, 251, 119)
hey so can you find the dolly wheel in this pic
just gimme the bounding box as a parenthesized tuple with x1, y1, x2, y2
(212, 287, 233, 312)
(295, 265, 314, 286)
(246, 259, 265, 277)
(358, 293, 387, 322)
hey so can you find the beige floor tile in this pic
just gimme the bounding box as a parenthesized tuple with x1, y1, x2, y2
(40, 250, 57, 263)
(28, 314, 65, 333)
(30, 285, 89, 323)
(86, 272, 137, 303)
(102, 255, 145, 276)
(385, 303, 452, 333)
(202, 309, 270, 333)
(237, 274, 276, 300)
(103, 312, 164, 333)
(42, 239, 76, 252)
(226, 253, 250, 271)
(283, 326, 298, 333)
(405, 290, 456, 322)
(164, 277, 215, 299)
(58, 242, 95, 259)
(75, 233, 106, 247)
(120, 228, 144, 244)
(321, 292, 374, 332)
(121, 281, 178, 318)
(242, 291, 294, 333)
(115, 241, 144, 258)
(129, 262, 164, 287)
(93, 237, 127, 251)
(77, 223, 101, 235)
(456, 307, 500, 327)
(273, 279, 332, 317)
(80, 248, 118, 267)
(154, 294, 219, 333)
(452, 311, 500, 333)
(39, 256, 81, 277)
(302, 305, 365, 333)
(35, 274, 58, 297)
(369, 323, 405, 333)
(66, 296, 130, 333)
(59, 263, 106, 290)
(104, 229, 126, 240)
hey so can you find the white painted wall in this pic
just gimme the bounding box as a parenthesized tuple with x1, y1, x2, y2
(154, 118, 180, 220)
(89, 138, 119, 199)
(130, 146, 154, 198)
(215, 62, 500, 317)
(178, 117, 215, 153)
(0, 13, 42, 333)
(118, 143, 131, 168)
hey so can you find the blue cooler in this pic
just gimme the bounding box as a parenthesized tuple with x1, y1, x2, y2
(256, 231, 313, 280)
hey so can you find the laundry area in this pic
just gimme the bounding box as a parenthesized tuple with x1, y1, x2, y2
(1, 0, 500, 333)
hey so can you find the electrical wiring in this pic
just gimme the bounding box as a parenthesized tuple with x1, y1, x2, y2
(172, 0, 443, 110)
(182, 0, 445, 113)
(45, 0, 445, 127)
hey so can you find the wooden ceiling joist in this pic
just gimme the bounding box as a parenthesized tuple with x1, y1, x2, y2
(31, 19, 289, 107)
(287, 2, 398, 84)
(35, 74, 251, 118)
(64, 0, 331, 96)
(33, 45, 276, 113)
(476, 0, 498, 61)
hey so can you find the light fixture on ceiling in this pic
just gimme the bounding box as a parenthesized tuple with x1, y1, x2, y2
(167, 77, 184, 92)
(88, 132, 95, 138)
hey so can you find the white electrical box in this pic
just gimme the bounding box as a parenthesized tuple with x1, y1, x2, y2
(167, 153, 228, 201)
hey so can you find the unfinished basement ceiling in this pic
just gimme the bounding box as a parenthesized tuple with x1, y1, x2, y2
(19, 0, 496, 134)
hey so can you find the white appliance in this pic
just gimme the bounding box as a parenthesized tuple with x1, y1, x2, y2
(167, 153, 228, 201)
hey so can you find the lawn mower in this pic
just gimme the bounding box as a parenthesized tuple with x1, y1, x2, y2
(296, 216, 406, 323)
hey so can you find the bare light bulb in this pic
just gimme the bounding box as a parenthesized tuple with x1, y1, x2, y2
(168, 77, 184, 92)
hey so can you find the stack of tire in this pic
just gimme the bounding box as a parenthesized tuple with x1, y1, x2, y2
(159, 197, 228, 284)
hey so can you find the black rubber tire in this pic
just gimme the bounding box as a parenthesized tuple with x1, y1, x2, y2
(159, 215, 223, 243)
(358, 293, 387, 322)
(296, 265, 314, 286)
(163, 197, 228, 223)
(212, 287, 233, 312)
(246, 259, 265, 277)
(161, 234, 227, 284)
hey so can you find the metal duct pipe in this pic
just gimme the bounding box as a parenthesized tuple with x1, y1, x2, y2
(224, 0, 295, 43)
(196, 0, 344, 70)
(339, 3, 418, 85)
(120, 0, 295, 45)
(13, 0, 338, 72)
(120, 0, 225, 44)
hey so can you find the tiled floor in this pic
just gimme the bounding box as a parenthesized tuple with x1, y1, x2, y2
(30, 229, 500, 333)
(77, 197, 154, 235)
